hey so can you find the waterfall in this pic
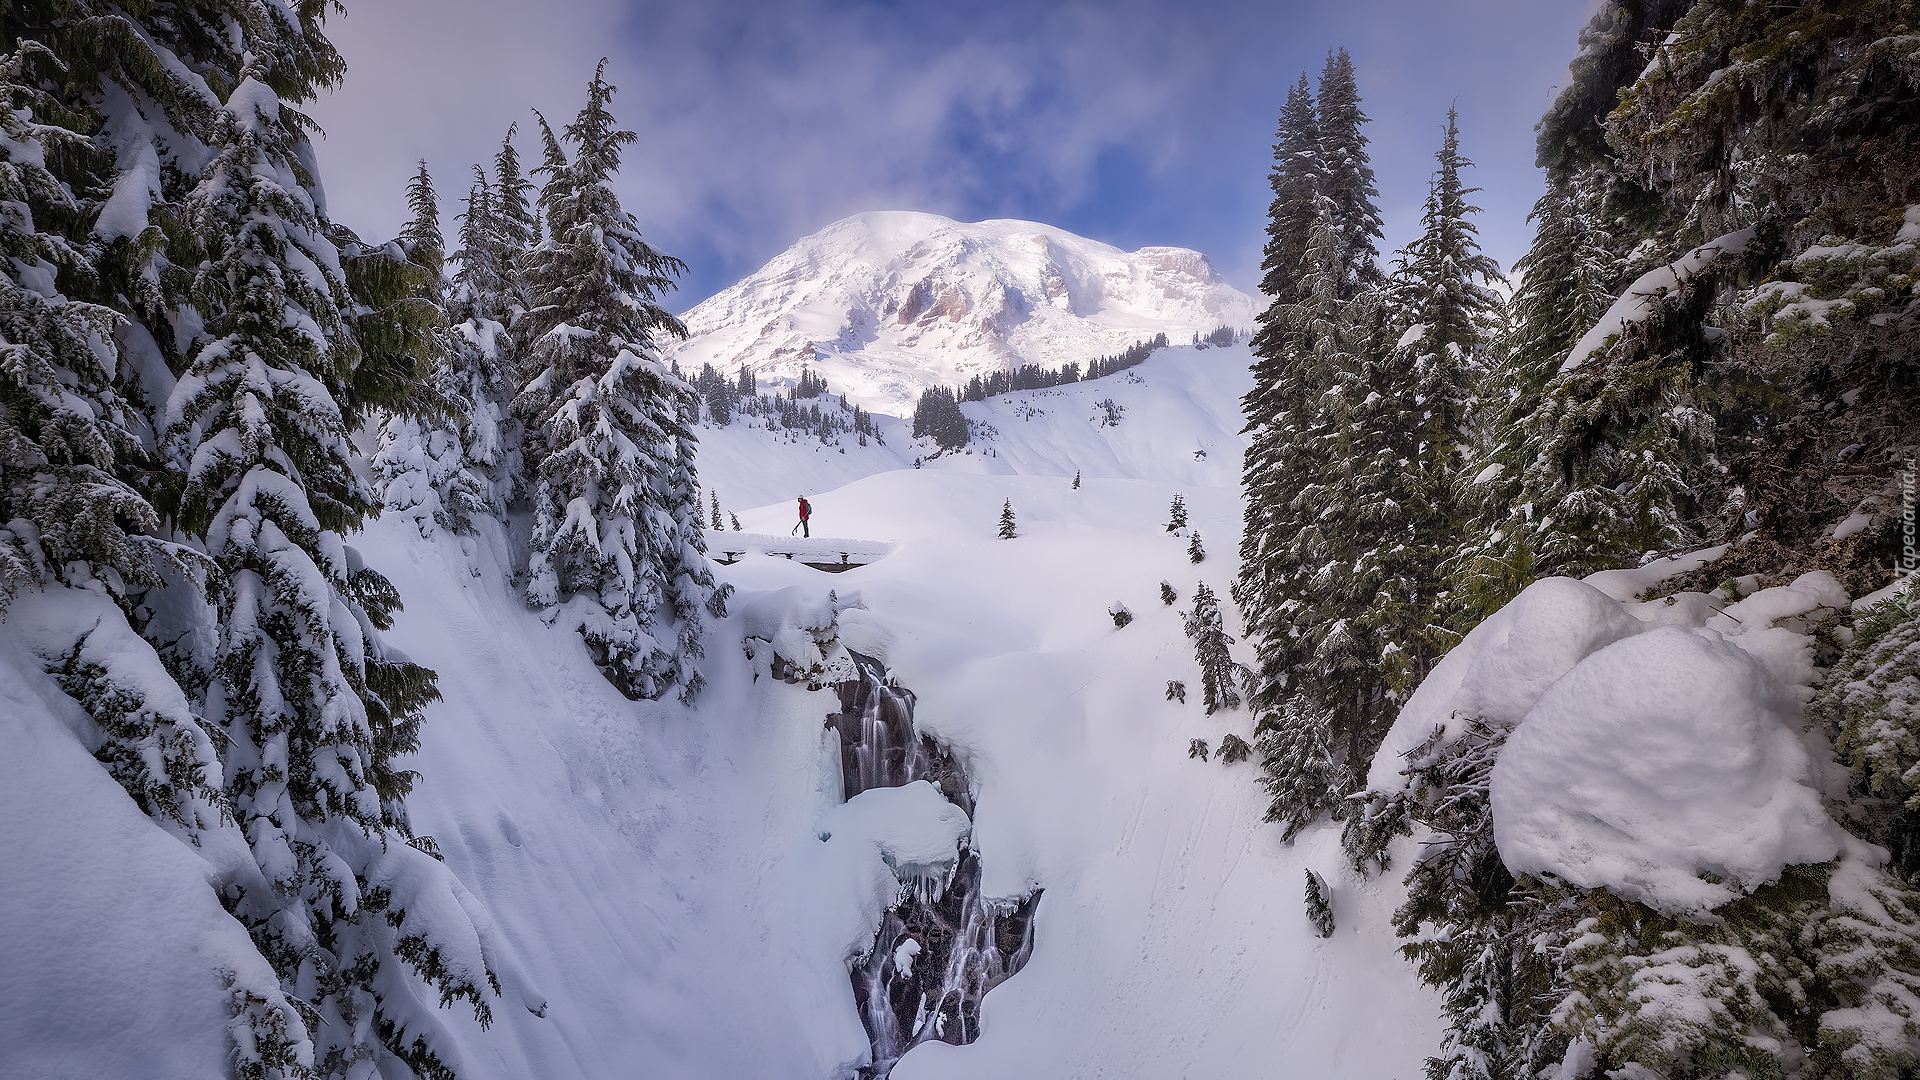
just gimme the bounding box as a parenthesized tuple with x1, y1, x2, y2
(828, 652, 1039, 1079)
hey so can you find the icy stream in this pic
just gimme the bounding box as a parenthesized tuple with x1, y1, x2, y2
(828, 653, 1039, 1079)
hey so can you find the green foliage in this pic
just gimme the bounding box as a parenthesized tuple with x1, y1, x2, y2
(1817, 589, 1920, 883)
(912, 385, 968, 449)
(1254, 696, 1338, 842)
(1304, 869, 1336, 938)
(1217, 732, 1251, 765)
(1315, 48, 1386, 298)
(514, 61, 722, 702)
(1184, 583, 1239, 714)
(1252, 72, 1324, 320)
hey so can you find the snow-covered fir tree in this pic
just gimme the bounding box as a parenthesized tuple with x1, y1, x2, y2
(1253, 72, 1324, 315)
(0, 38, 230, 857)
(164, 38, 498, 1078)
(1817, 588, 1920, 885)
(1384, 108, 1504, 661)
(514, 62, 726, 702)
(1217, 732, 1250, 764)
(1314, 48, 1385, 299)
(370, 163, 500, 537)
(1183, 582, 1238, 714)
(998, 499, 1017, 539)
(1303, 869, 1336, 938)
(0, 41, 169, 611)
(1166, 492, 1187, 532)
(1243, 219, 1414, 838)
(1452, 177, 1617, 622)
(380, 125, 544, 534)
(1253, 697, 1337, 844)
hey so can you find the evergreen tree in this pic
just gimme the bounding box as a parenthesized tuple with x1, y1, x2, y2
(1254, 73, 1325, 316)
(154, 23, 496, 1080)
(370, 164, 499, 537)
(912, 385, 968, 450)
(1386, 108, 1505, 662)
(1187, 530, 1205, 563)
(1314, 48, 1385, 299)
(0, 38, 233, 878)
(1241, 220, 1417, 838)
(1253, 696, 1337, 843)
(490, 123, 539, 314)
(515, 62, 725, 702)
(1816, 589, 1920, 885)
(1072, 469, 1080, 489)
(1453, 178, 1618, 622)
(1369, 5, 1920, 1074)
(998, 499, 1017, 539)
(1392, 721, 1578, 1080)
(0, 42, 170, 611)
(710, 490, 723, 531)
(1160, 580, 1177, 605)
(1217, 732, 1251, 764)
(1166, 492, 1187, 532)
(1303, 870, 1336, 938)
(1184, 583, 1239, 714)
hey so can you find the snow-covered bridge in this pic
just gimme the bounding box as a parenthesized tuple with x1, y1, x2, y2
(703, 531, 895, 573)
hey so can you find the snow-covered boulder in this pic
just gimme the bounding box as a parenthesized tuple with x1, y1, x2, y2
(1367, 577, 1642, 789)
(1489, 626, 1842, 914)
(808, 781, 971, 963)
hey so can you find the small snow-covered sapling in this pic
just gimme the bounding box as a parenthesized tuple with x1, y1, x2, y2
(1160, 581, 1177, 605)
(730, 512, 742, 531)
(1166, 680, 1186, 704)
(1166, 493, 1187, 533)
(1304, 870, 1335, 937)
(1187, 531, 1206, 564)
(1072, 469, 1081, 489)
(1188, 738, 1210, 761)
(1110, 602, 1133, 629)
(1217, 733, 1251, 764)
(998, 499, 1018, 539)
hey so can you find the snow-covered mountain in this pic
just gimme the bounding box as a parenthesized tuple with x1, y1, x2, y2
(669, 211, 1255, 414)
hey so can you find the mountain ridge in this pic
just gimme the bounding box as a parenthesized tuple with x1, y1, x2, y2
(669, 210, 1254, 415)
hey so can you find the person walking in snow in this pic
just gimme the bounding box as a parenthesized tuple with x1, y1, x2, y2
(795, 496, 812, 538)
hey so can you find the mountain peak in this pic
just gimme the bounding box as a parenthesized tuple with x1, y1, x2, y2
(670, 212, 1253, 414)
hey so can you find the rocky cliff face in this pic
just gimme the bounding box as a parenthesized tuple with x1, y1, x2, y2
(669, 211, 1254, 414)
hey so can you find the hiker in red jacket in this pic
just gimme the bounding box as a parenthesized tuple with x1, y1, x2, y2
(796, 496, 811, 538)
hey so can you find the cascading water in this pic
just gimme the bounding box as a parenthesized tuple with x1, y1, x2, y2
(827, 652, 1039, 1079)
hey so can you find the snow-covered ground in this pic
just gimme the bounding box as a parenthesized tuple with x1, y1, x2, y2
(0, 344, 1443, 1078)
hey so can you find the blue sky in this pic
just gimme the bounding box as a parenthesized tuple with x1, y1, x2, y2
(308, 0, 1595, 311)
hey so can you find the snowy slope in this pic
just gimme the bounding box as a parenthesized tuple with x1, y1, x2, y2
(695, 342, 1247, 512)
(397, 340, 1435, 1077)
(1, 343, 1443, 1078)
(669, 211, 1255, 414)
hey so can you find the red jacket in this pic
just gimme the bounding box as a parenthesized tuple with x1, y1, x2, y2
(798, 499, 811, 519)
